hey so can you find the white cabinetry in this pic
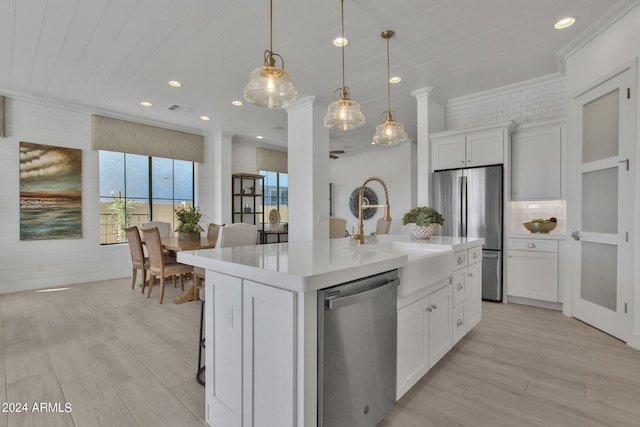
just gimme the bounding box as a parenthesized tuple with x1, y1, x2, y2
(511, 119, 564, 200)
(206, 271, 295, 427)
(507, 238, 559, 302)
(397, 280, 452, 399)
(430, 121, 514, 171)
(452, 246, 482, 344)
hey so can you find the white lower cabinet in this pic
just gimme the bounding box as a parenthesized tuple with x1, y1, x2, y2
(507, 238, 559, 302)
(467, 261, 482, 328)
(396, 281, 452, 399)
(206, 271, 295, 427)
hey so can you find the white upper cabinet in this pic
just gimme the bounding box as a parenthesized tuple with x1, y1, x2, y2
(430, 121, 514, 171)
(511, 119, 564, 200)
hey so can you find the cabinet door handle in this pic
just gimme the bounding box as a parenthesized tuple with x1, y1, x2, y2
(457, 283, 464, 291)
(473, 252, 479, 259)
(431, 304, 437, 310)
(527, 243, 536, 248)
(426, 307, 432, 312)
(468, 273, 474, 278)
(457, 319, 463, 327)
(458, 257, 464, 265)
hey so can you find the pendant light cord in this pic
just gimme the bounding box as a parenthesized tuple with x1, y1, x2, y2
(386, 36, 391, 116)
(340, 0, 346, 92)
(269, 0, 273, 55)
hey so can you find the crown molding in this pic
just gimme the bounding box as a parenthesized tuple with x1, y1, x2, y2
(556, 0, 640, 73)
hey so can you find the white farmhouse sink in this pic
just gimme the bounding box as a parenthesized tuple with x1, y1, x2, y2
(342, 241, 455, 298)
(392, 244, 454, 298)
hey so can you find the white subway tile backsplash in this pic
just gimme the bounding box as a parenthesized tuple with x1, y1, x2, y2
(445, 75, 566, 129)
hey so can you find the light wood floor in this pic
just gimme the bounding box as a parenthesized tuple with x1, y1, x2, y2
(1, 278, 639, 427)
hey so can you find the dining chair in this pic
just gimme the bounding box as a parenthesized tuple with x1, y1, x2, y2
(216, 223, 257, 247)
(376, 218, 392, 235)
(123, 225, 148, 291)
(141, 227, 193, 304)
(197, 222, 256, 386)
(140, 221, 173, 237)
(329, 217, 347, 239)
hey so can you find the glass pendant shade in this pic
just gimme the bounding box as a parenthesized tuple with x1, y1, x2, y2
(244, 0, 297, 109)
(372, 30, 407, 146)
(244, 65, 297, 108)
(324, 0, 364, 130)
(372, 112, 407, 146)
(324, 90, 365, 130)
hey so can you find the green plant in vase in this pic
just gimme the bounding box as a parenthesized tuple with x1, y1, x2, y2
(175, 205, 204, 240)
(402, 206, 444, 239)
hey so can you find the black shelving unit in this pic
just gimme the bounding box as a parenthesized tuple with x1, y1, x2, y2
(232, 173, 265, 227)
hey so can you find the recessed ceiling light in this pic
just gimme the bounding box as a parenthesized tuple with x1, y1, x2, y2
(200, 115, 211, 121)
(140, 101, 152, 107)
(389, 76, 402, 84)
(554, 17, 576, 29)
(232, 100, 243, 106)
(333, 37, 348, 47)
(168, 80, 182, 87)
(256, 135, 264, 140)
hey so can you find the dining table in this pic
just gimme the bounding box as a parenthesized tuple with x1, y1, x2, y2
(157, 235, 216, 304)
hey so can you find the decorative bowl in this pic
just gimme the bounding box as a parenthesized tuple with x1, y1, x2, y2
(408, 223, 439, 239)
(523, 221, 557, 233)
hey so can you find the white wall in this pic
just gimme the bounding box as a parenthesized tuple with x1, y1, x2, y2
(328, 144, 415, 237)
(563, 3, 640, 349)
(0, 97, 132, 293)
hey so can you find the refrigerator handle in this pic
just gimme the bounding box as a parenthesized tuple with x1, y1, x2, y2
(460, 175, 467, 237)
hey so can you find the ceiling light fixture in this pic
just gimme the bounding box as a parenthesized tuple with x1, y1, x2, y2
(140, 101, 152, 107)
(200, 115, 211, 121)
(389, 76, 402, 84)
(324, 0, 365, 131)
(256, 135, 264, 139)
(168, 80, 182, 87)
(333, 37, 348, 47)
(372, 30, 407, 146)
(232, 100, 243, 106)
(243, 0, 297, 108)
(554, 17, 576, 29)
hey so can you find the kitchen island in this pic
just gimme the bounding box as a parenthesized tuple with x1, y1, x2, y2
(179, 234, 484, 427)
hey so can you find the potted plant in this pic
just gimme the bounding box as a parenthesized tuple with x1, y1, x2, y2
(402, 206, 444, 239)
(175, 205, 204, 240)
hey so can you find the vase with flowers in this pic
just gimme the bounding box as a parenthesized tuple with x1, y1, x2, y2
(175, 205, 204, 240)
(402, 206, 444, 239)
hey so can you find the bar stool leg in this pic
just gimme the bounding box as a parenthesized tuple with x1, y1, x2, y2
(197, 297, 205, 386)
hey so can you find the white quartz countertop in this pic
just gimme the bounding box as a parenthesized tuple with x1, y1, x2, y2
(178, 234, 484, 293)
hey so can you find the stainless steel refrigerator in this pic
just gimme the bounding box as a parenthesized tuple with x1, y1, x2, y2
(430, 165, 503, 301)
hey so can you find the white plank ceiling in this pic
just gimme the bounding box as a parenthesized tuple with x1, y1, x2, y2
(0, 0, 623, 154)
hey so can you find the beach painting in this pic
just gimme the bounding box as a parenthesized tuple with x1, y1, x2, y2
(20, 142, 82, 240)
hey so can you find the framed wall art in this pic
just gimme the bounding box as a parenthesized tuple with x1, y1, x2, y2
(19, 141, 82, 240)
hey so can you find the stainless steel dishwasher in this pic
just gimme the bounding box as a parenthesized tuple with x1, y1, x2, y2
(318, 269, 398, 427)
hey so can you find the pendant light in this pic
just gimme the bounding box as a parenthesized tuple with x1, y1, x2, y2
(244, 0, 297, 108)
(324, 0, 365, 130)
(372, 30, 407, 146)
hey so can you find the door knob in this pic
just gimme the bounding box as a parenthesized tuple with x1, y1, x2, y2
(571, 230, 581, 241)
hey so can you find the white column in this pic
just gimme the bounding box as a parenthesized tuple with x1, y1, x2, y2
(411, 87, 444, 207)
(287, 96, 330, 242)
(198, 130, 233, 225)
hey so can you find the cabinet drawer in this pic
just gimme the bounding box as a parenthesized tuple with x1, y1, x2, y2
(508, 238, 557, 253)
(454, 250, 467, 269)
(468, 246, 482, 265)
(452, 269, 466, 306)
(452, 301, 467, 344)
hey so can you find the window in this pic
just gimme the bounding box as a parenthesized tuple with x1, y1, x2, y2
(261, 170, 288, 224)
(99, 151, 194, 244)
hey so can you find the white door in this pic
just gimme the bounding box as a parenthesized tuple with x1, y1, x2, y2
(570, 63, 636, 341)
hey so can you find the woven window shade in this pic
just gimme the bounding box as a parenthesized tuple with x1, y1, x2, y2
(91, 115, 204, 162)
(0, 96, 5, 138)
(257, 147, 287, 173)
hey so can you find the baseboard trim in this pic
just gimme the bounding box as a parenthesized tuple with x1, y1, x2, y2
(507, 295, 563, 311)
